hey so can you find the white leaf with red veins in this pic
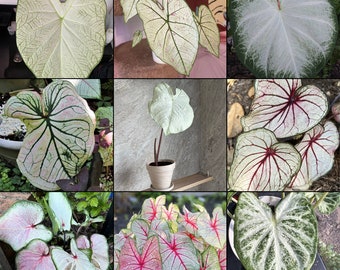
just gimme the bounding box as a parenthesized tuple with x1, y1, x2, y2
(228, 128, 301, 191)
(288, 121, 339, 190)
(242, 79, 328, 138)
(141, 195, 166, 222)
(197, 207, 226, 250)
(0, 201, 52, 251)
(16, 239, 55, 270)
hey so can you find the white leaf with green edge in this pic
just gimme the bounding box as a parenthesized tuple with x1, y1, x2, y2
(120, 0, 138, 22)
(149, 83, 194, 136)
(229, 0, 338, 78)
(131, 219, 150, 253)
(201, 246, 221, 270)
(48, 193, 72, 232)
(90, 234, 109, 270)
(178, 205, 199, 234)
(228, 128, 301, 191)
(242, 79, 328, 138)
(234, 193, 318, 270)
(314, 193, 340, 215)
(162, 203, 180, 232)
(4, 80, 96, 190)
(58, 79, 101, 100)
(16, 0, 106, 78)
(193, 5, 220, 57)
(141, 195, 166, 222)
(197, 207, 226, 250)
(137, 0, 199, 75)
(0, 201, 52, 252)
(288, 121, 339, 190)
(132, 30, 143, 47)
(51, 239, 95, 270)
(16, 239, 56, 270)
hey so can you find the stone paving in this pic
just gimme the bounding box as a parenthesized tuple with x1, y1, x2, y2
(0, 192, 30, 216)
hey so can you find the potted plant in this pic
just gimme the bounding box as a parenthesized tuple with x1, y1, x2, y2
(146, 83, 194, 190)
(119, 0, 220, 75)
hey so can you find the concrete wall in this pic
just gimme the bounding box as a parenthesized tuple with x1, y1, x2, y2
(114, 79, 226, 191)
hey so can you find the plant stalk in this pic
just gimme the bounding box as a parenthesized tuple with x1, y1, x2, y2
(313, 192, 328, 210)
(155, 129, 163, 166)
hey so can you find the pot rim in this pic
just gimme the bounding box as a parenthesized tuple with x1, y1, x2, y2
(0, 137, 22, 150)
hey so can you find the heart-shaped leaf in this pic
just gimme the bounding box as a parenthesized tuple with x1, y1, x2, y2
(141, 195, 166, 222)
(158, 233, 200, 269)
(197, 207, 226, 250)
(201, 246, 220, 270)
(48, 192, 72, 232)
(229, 0, 338, 77)
(0, 201, 52, 251)
(51, 238, 95, 270)
(193, 5, 220, 57)
(58, 79, 101, 99)
(234, 193, 318, 270)
(89, 234, 109, 270)
(313, 192, 340, 215)
(148, 83, 194, 136)
(242, 79, 328, 138)
(130, 219, 150, 253)
(288, 121, 339, 189)
(120, 0, 138, 22)
(118, 236, 162, 270)
(178, 205, 199, 234)
(16, 0, 106, 78)
(16, 239, 55, 270)
(4, 80, 96, 190)
(228, 128, 301, 191)
(136, 0, 199, 75)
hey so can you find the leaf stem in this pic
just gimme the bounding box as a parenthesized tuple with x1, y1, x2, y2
(227, 209, 234, 220)
(313, 192, 328, 210)
(155, 129, 163, 166)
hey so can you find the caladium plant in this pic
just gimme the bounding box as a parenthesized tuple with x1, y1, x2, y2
(228, 192, 340, 270)
(114, 195, 226, 270)
(120, 0, 220, 75)
(0, 192, 110, 270)
(4, 80, 96, 190)
(229, 0, 338, 78)
(228, 79, 340, 191)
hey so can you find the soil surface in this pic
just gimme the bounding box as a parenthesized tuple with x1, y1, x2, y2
(227, 79, 340, 191)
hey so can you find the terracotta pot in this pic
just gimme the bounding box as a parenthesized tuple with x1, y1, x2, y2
(146, 159, 175, 190)
(0, 138, 22, 166)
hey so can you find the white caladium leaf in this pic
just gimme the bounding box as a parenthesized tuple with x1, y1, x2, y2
(178, 205, 200, 234)
(137, 0, 199, 75)
(0, 201, 52, 251)
(141, 195, 166, 222)
(51, 239, 95, 270)
(16, 0, 106, 78)
(4, 80, 95, 190)
(289, 121, 340, 190)
(197, 207, 226, 250)
(242, 79, 328, 138)
(149, 83, 194, 136)
(120, 0, 138, 22)
(228, 128, 301, 191)
(57, 79, 101, 99)
(201, 246, 220, 270)
(158, 233, 200, 269)
(229, 0, 338, 77)
(234, 193, 318, 270)
(48, 193, 72, 232)
(193, 5, 220, 57)
(89, 234, 109, 270)
(218, 244, 226, 270)
(314, 193, 340, 215)
(16, 239, 55, 270)
(130, 219, 150, 253)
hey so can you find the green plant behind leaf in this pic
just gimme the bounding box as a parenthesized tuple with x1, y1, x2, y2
(74, 192, 111, 218)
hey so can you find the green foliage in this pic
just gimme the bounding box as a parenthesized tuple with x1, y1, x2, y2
(319, 241, 340, 270)
(0, 159, 34, 191)
(74, 192, 111, 218)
